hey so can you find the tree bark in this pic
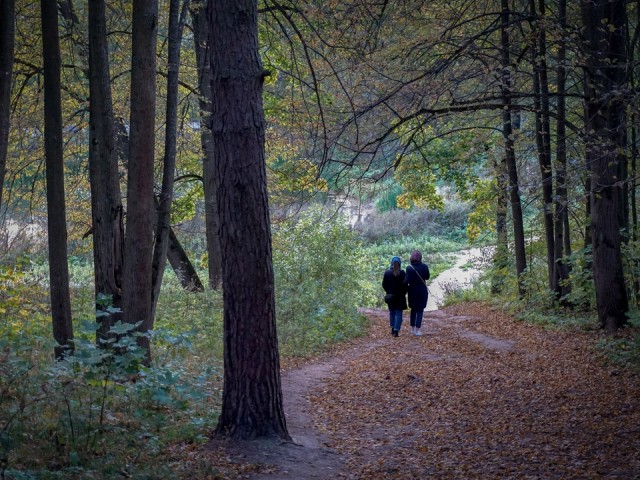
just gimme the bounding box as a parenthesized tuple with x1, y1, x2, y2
(0, 0, 14, 211)
(88, 0, 124, 341)
(501, 0, 527, 297)
(210, 0, 289, 440)
(553, 0, 571, 300)
(192, 0, 222, 290)
(530, 0, 555, 291)
(166, 227, 204, 292)
(41, 0, 73, 358)
(151, 0, 190, 321)
(122, 0, 158, 353)
(581, 0, 629, 332)
(492, 156, 510, 295)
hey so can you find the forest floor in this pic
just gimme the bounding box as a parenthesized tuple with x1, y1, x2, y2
(191, 302, 640, 479)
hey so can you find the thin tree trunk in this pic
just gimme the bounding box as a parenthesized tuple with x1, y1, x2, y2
(113, 113, 202, 296)
(501, 0, 527, 297)
(88, 0, 124, 342)
(581, 0, 629, 332)
(41, 0, 73, 358)
(122, 0, 158, 355)
(553, 0, 571, 300)
(151, 0, 190, 321)
(167, 227, 204, 292)
(631, 4, 640, 306)
(530, 0, 555, 291)
(492, 156, 510, 295)
(210, 0, 289, 440)
(192, 0, 222, 290)
(0, 0, 14, 211)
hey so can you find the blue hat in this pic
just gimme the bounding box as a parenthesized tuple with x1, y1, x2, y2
(390, 256, 401, 267)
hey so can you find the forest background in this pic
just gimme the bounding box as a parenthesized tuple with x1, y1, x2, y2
(1, 0, 639, 477)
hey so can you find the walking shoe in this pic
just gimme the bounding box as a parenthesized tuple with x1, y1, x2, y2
(414, 329, 423, 336)
(411, 326, 416, 335)
(392, 329, 399, 337)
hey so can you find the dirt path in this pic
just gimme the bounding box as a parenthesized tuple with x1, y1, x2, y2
(426, 246, 489, 311)
(231, 303, 640, 479)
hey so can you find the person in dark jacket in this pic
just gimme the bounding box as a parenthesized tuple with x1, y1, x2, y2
(404, 249, 430, 336)
(382, 256, 407, 337)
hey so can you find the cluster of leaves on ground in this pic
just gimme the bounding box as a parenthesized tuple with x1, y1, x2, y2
(308, 303, 640, 479)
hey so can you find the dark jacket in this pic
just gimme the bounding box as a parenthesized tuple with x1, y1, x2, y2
(382, 269, 408, 311)
(404, 260, 430, 310)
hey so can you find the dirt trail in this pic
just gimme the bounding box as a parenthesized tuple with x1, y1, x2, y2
(233, 304, 640, 479)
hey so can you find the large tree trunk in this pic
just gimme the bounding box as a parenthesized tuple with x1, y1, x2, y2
(0, 0, 14, 211)
(150, 0, 190, 321)
(88, 0, 124, 341)
(553, 0, 571, 300)
(41, 0, 73, 358)
(192, 0, 222, 290)
(122, 0, 158, 354)
(530, 0, 555, 291)
(501, 0, 527, 297)
(210, 0, 289, 440)
(581, 0, 629, 332)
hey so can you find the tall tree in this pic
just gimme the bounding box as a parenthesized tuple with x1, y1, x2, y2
(150, 0, 190, 321)
(581, 0, 629, 332)
(529, 0, 555, 290)
(501, 0, 527, 297)
(122, 0, 158, 352)
(88, 0, 124, 340)
(192, 0, 222, 290)
(41, 0, 73, 357)
(553, 0, 571, 300)
(0, 0, 14, 211)
(209, 0, 289, 439)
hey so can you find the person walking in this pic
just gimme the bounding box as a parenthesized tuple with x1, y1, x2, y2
(382, 256, 407, 337)
(404, 250, 430, 336)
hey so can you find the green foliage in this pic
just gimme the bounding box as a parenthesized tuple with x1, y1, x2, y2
(0, 320, 217, 479)
(392, 125, 489, 211)
(596, 311, 640, 372)
(272, 209, 372, 356)
(374, 181, 403, 213)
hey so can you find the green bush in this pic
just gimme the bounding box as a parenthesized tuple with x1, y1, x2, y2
(0, 322, 218, 479)
(272, 209, 373, 356)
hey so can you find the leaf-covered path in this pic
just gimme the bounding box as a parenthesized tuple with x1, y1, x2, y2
(207, 303, 640, 479)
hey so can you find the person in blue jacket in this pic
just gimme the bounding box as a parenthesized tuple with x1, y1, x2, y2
(382, 256, 407, 337)
(404, 250, 430, 336)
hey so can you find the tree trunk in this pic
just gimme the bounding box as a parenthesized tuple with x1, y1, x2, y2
(41, 0, 73, 358)
(530, 0, 555, 291)
(492, 156, 510, 295)
(501, 0, 527, 298)
(151, 0, 190, 321)
(631, 4, 640, 305)
(553, 0, 571, 300)
(0, 0, 14, 211)
(581, 0, 629, 332)
(210, 0, 289, 440)
(122, 0, 158, 354)
(88, 0, 124, 341)
(166, 226, 204, 292)
(192, 0, 222, 290)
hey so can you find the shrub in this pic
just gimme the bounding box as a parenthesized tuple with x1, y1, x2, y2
(272, 209, 372, 356)
(353, 202, 470, 243)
